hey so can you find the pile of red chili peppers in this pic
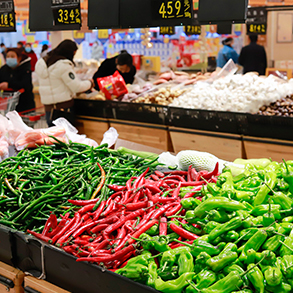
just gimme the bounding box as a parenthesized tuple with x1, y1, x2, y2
(27, 164, 219, 270)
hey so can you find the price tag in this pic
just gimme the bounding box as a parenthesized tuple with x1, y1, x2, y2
(184, 25, 201, 35)
(246, 23, 266, 35)
(152, 0, 192, 21)
(160, 26, 175, 35)
(51, 0, 81, 26)
(0, 0, 15, 31)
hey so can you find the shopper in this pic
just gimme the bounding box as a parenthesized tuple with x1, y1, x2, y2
(217, 37, 239, 68)
(93, 50, 136, 90)
(238, 35, 267, 76)
(0, 48, 35, 112)
(0, 43, 7, 59)
(40, 44, 49, 58)
(17, 41, 25, 53)
(35, 39, 92, 127)
(24, 43, 38, 72)
(91, 41, 104, 61)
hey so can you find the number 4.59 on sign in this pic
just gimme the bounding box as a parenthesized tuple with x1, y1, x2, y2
(155, 0, 192, 20)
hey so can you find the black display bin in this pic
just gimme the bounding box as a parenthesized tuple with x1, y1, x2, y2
(74, 99, 108, 119)
(44, 245, 158, 293)
(245, 114, 293, 141)
(13, 232, 43, 277)
(168, 106, 248, 135)
(110, 101, 168, 125)
(0, 224, 14, 266)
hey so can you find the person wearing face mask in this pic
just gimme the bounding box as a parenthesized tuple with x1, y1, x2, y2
(24, 43, 38, 71)
(93, 50, 136, 90)
(0, 48, 35, 112)
(217, 37, 239, 68)
(35, 39, 93, 126)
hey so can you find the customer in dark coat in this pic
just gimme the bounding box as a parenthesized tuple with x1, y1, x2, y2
(0, 48, 35, 112)
(93, 50, 136, 90)
(238, 35, 267, 75)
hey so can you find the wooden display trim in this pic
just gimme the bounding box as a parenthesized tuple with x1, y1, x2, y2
(24, 276, 70, 293)
(0, 261, 24, 293)
(265, 68, 292, 79)
(108, 119, 168, 131)
(243, 136, 293, 147)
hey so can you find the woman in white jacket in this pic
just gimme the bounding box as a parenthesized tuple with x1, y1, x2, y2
(35, 40, 92, 126)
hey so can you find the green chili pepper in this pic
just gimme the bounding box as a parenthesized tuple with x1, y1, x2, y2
(252, 204, 281, 219)
(147, 261, 158, 288)
(180, 197, 201, 210)
(280, 255, 293, 279)
(177, 250, 194, 275)
(271, 191, 293, 210)
(264, 266, 282, 287)
(224, 264, 249, 287)
(282, 160, 293, 195)
(207, 209, 231, 223)
(247, 264, 265, 293)
(158, 266, 178, 281)
(160, 246, 191, 268)
(266, 282, 291, 293)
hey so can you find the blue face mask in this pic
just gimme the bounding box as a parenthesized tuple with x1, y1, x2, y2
(6, 58, 18, 68)
(25, 47, 31, 53)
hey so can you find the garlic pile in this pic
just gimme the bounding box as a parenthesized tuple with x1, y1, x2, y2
(170, 74, 293, 113)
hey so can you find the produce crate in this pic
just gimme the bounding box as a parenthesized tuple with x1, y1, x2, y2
(74, 99, 108, 119)
(0, 225, 14, 266)
(109, 101, 168, 125)
(0, 261, 24, 293)
(168, 106, 248, 135)
(24, 276, 70, 293)
(13, 232, 43, 277)
(44, 245, 158, 293)
(244, 114, 293, 141)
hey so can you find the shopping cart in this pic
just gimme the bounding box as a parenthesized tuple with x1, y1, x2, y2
(19, 107, 47, 129)
(0, 89, 24, 116)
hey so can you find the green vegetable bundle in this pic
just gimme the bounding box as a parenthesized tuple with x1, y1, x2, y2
(0, 142, 159, 231)
(117, 159, 293, 293)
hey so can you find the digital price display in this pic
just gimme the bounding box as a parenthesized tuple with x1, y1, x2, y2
(246, 23, 266, 35)
(185, 25, 201, 35)
(0, 1, 15, 31)
(52, 0, 81, 26)
(160, 26, 175, 35)
(152, 0, 192, 21)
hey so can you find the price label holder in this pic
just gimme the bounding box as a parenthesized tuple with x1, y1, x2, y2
(0, 0, 15, 32)
(51, 0, 81, 28)
(151, 0, 193, 26)
(184, 25, 201, 35)
(246, 22, 267, 35)
(160, 26, 175, 35)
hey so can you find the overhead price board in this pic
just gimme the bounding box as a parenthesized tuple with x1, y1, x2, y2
(246, 7, 267, 35)
(184, 25, 201, 35)
(160, 26, 175, 35)
(51, 0, 81, 27)
(0, 0, 15, 32)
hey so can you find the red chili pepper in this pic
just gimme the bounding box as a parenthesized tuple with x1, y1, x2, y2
(90, 235, 103, 244)
(78, 204, 96, 215)
(89, 224, 108, 234)
(169, 240, 193, 249)
(180, 181, 204, 187)
(81, 235, 92, 240)
(42, 213, 57, 236)
(115, 226, 127, 246)
(72, 221, 97, 239)
(91, 163, 106, 199)
(210, 176, 218, 184)
(154, 170, 165, 178)
(169, 223, 199, 240)
(191, 168, 198, 181)
(132, 190, 142, 203)
(107, 185, 127, 192)
(152, 203, 178, 219)
(56, 213, 82, 245)
(47, 213, 70, 238)
(90, 216, 119, 234)
(121, 190, 132, 204)
(133, 167, 149, 190)
(165, 203, 181, 217)
(91, 249, 111, 256)
(113, 250, 135, 269)
(52, 217, 75, 244)
(164, 170, 188, 176)
(125, 200, 148, 211)
(27, 230, 52, 244)
(126, 177, 136, 190)
(68, 198, 100, 206)
(200, 162, 219, 180)
(92, 201, 106, 221)
(164, 175, 186, 182)
(78, 245, 135, 263)
(145, 184, 162, 194)
(150, 174, 160, 181)
(104, 208, 145, 234)
(187, 165, 192, 182)
(101, 200, 115, 217)
(159, 217, 167, 236)
(134, 209, 156, 231)
(164, 179, 181, 185)
(124, 220, 136, 232)
(73, 239, 90, 246)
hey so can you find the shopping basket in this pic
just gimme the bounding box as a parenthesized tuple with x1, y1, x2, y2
(0, 89, 24, 115)
(19, 107, 47, 129)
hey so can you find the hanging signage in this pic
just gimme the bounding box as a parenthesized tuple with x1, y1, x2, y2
(160, 26, 175, 35)
(0, 0, 15, 32)
(184, 25, 201, 35)
(51, 0, 81, 27)
(246, 7, 267, 35)
(152, 0, 193, 21)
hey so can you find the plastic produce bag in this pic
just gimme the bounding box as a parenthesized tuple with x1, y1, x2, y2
(97, 71, 128, 100)
(0, 114, 11, 141)
(100, 127, 119, 148)
(0, 137, 9, 162)
(6, 111, 32, 145)
(53, 117, 99, 147)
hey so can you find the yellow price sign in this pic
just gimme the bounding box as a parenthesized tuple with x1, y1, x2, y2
(185, 25, 201, 35)
(0, 12, 14, 28)
(98, 29, 109, 39)
(153, 0, 192, 20)
(160, 26, 175, 35)
(53, 6, 81, 26)
(247, 23, 266, 35)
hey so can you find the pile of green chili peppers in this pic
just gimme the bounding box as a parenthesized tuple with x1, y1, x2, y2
(117, 159, 293, 293)
(0, 141, 159, 231)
